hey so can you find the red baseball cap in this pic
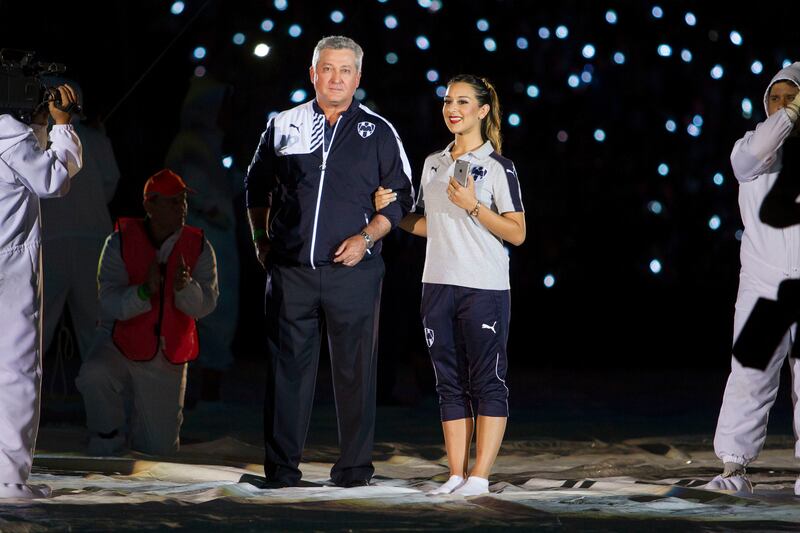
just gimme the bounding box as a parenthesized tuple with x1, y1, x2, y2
(143, 169, 195, 198)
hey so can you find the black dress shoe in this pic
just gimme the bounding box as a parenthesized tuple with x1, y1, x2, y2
(239, 473, 291, 489)
(340, 479, 371, 488)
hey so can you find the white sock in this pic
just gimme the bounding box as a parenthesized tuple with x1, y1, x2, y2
(428, 475, 464, 495)
(452, 476, 489, 496)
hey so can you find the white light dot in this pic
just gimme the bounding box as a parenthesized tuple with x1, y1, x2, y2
(483, 38, 497, 52)
(538, 27, 550, 39)
(605, 10, 617, 24)
(594, 129, 606, 142)
(232, 33, 246, 45)
(613, 52, 625, 65)
(685, 12, 696, 26)
(580, 71, 592, 83)
(516, 37, 529, 50)
(657, 44, 672, 57)
(193, 46, 206, 60)
(730, 31, 743, 46)
(649, 259, 662, 274)
(193, 65, 206, 78)
(385, 52, 399, 64)
(709, 215, 721, 230)
(784, 59, 792, 68)
(268, 111, 279, 121)
(417, 0, 432, 7)
(261, 19, 274, 32)
(355, 88, 366, 100)
(692, 114, 704, 127)
(735, 229, 744, 241)
(476, 19, 489, 32)
(384, 15, 398, 29)
(648, 201, 663, 214)
(557, 130, 568, 142)
(681, 49, 692, 62)
(713, 173, 724, 186)
(751, 61, 763, 74)
(416, 36, 430, 50)
(170, 1, 185, 15)
(710, 65, 724, 79)
(658, 163, 669, 176)
(288, 24, 302, 38)
(330, 10, 344, 23)
(435, 85, 447, 98)
(526, 85, 539, 98)
(741, 98, 753, 114)
(254, 43, 271, 57)
(665, 119, 676, 132)
(429, 1, 442, 12)
(290, 89, 307, 103)
(222, 156, 233, 169)
(544, 274, 556, 288)
(274, 0, 288, 11)
(567, 74, 580, 88)
(508, 113, 521, 127)
(582, 44, 596, 59)
(555, 25, 568, 39)
(652, 6, 663, 18)
(426, 69, 439, 82)
(687, 124, 701, 137)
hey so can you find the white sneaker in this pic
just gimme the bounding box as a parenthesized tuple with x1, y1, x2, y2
(451, 476, 490, 496)
(0, 483, 51, 499)
(705, 474, 753, 493)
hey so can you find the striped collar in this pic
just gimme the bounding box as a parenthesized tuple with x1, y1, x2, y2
(439, 140, 494, 160)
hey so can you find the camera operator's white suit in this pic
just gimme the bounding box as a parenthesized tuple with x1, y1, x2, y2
(0, 114, 81, 496)
(714, 63, 800, 470)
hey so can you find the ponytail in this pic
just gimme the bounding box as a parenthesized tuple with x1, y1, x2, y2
(447, 74, 503, 154)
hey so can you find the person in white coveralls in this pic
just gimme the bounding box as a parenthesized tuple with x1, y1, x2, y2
(0, 84, 82, 499)
(708, 62, 800, 493)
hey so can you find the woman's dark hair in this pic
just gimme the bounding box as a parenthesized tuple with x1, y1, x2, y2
(447, 74, 502, 154)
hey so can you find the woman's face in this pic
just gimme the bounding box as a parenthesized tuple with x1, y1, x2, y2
(442, 82, 489, 136)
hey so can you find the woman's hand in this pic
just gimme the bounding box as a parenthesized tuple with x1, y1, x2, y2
(373, 186, 397, 211)
(448, 175, 477, 211)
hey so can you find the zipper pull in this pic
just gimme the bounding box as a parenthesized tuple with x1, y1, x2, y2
(319, 162, 326, 171)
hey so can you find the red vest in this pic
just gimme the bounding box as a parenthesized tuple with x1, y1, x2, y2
(111, 218, 204, 364)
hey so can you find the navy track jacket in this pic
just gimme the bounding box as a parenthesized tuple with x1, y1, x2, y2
(246, 99, 414, 268)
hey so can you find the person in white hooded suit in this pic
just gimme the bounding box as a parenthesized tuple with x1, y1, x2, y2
(0, 85, 82, 499)
(708, 63, 800, 493)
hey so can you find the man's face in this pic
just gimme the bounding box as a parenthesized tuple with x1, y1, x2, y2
(309, 48, 361, 108)
(144, 191, 187, 233)
(767, 81, 800, 116)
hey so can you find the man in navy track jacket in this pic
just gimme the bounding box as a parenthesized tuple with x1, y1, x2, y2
(245, 35, 413, 488)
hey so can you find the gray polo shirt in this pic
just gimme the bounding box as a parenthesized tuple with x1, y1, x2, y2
(417, 140, 524, 290)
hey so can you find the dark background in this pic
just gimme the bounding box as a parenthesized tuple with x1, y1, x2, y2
(3, 1, 796, 406)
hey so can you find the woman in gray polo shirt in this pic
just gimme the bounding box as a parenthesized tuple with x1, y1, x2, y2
(376, 74, 526, 495)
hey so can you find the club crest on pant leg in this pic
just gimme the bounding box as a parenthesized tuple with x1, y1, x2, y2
(425, 328, 435, 347)
(357, 121, 376, 138)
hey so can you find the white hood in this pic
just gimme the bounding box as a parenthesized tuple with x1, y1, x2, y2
(763, 62, 800, 114)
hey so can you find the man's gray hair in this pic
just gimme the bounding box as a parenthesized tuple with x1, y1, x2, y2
(311, 36, 364, 72)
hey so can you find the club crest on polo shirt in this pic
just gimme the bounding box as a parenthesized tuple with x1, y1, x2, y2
(357, 121, 376, 138)
(425, 328, 435, 347)
(470, 165, 488, 181)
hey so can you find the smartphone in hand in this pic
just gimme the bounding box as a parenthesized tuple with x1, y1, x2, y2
(454, 159, 470, 186)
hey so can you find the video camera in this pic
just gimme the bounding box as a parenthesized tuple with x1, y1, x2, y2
(0, 49, 80, 124)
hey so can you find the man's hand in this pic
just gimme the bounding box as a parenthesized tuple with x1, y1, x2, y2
(333, 234, 368, 267)
(174, 255, 191, 291)
(254, 235, 271, 270)
(48, 84, 79, 125)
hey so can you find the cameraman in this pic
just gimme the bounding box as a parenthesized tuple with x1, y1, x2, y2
(0, 84, 82, 499)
